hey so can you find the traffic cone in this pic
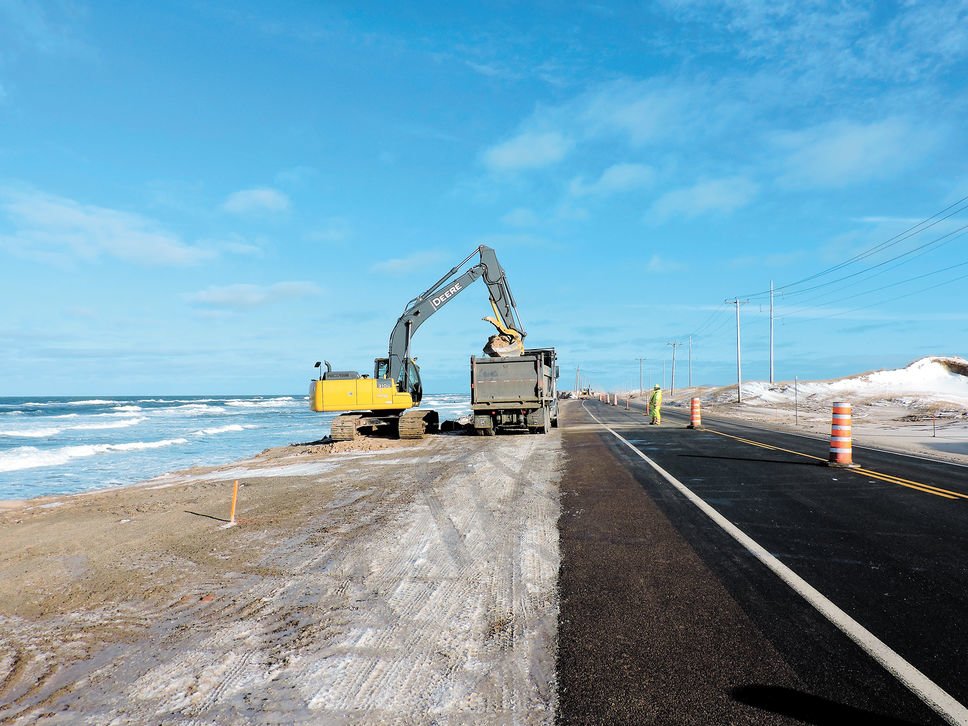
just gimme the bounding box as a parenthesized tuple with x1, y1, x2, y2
(827, 402, 859, 467)
(687, 397, 702, 429)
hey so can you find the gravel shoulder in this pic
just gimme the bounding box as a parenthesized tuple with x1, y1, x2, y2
(0, 431, 562, 723)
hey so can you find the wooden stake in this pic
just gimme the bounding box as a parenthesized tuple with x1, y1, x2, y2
(229, 479, 239, 524)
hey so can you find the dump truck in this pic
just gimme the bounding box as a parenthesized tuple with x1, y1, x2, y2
(310, 245, 526, 441)
(470, 347, 559, 435)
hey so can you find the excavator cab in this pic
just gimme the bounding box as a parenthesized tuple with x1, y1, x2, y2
(374, 357, 423, 405)
(406, 360, 424, 404)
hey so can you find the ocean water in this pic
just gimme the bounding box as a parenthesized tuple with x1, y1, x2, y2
(0, 394, 471, 501)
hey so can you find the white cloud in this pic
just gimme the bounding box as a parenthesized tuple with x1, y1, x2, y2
(575, 81, 692, 147)
(0, 1, 86, 56)
(646, 254, 685, 273)
(570, 163, 655, 197)
(853, 216, 924, 225)
(306, 218, 351, 243)
(186, 282, 321, 308)
(274, 166, 318, 186)
(0, 187, 212, 266)
(221, 187, 291, 214)
(482, 131, 572, 172)
(478, 80, 695, 177)
(649, 176, 758, 221)
(465, 60, 503, 78)
(501, 207, 539, 227)
(370, 251, 445, 275)
(728, 251, 804, 269)
(212, 238, 263, 256)
(476, 233, 559, 250)
(777, 118, 934, 188)
(659, 1, 968, 84)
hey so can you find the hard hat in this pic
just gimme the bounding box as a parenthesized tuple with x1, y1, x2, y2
(654, 384, 661, 389)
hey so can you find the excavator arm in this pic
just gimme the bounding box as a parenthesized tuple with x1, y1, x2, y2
(386, 245, 526, 385)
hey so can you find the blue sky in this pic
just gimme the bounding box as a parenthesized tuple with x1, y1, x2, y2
(1, 1, 966, 395)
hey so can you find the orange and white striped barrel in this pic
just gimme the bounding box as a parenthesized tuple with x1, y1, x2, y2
(828, 401, 856, 467)
(688, 397, 702, 429)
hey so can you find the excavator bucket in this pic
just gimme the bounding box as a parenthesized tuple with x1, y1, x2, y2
(484, 333, 522, 357)
(483, 299, 524, 357)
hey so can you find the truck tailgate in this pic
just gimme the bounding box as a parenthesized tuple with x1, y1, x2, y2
(471, 357, 542, 404)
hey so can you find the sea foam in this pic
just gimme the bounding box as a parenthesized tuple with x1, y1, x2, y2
(0, 438, 189, 473)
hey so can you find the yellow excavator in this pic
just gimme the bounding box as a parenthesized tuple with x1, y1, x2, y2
(310, 245, 525, 440)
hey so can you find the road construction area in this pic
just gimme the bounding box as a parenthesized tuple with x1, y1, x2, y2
(0, 434, 561, 723)
(2, 400, 968, 723)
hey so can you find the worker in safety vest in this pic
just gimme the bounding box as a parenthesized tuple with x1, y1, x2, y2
(649, 384, 662, 425)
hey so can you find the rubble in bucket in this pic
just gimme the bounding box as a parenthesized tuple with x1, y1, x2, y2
(484, 333, 523, 357)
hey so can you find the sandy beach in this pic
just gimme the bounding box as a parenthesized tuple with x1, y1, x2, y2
(0, 432, 562, 723)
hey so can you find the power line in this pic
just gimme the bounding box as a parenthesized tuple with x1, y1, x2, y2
(739, 194, 968, 299)
(779, 263, 968, 326)
(779, 255, 968, 318)
(775, 221, 968, 300)
(825, 269, 968, 321)
(778, 224, 968, 311)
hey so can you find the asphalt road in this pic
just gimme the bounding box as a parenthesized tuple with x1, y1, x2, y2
(556, 398, 968, 725)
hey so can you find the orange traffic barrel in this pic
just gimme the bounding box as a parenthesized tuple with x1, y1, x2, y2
(687, 397, 702, 429)
(828, 401, 858, 467)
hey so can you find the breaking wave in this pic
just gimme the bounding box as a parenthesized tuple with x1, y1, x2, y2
(0, 427, 63, 438)
(0, 438, 190, 473)
(0, 417, 145, 438)
(193, 424, 258, 436)
(225, 397, 296, 408)
(72, 417, 146, 431)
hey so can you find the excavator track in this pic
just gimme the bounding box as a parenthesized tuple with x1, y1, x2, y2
(398, 410, 439, 439)
(330, 414, 362, 441)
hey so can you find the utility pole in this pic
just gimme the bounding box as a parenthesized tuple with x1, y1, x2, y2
(576, 365, 580, 397)
(688, 335, 693, 388)
(636, 358, 646, 397)
(770, 280, 775, 384)
(667, 341, 680, 396)
(725, 297, 748, 403)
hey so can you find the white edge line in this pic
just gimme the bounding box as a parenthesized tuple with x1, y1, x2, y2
(582, 402, 968, 725)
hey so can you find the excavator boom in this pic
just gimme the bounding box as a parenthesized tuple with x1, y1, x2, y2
(386, 245, 525, 386)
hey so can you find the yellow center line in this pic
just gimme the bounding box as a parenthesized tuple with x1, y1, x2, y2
(707, 429, 827, 462)
(704, 428, 966, 501)
(853, 468, 966, 500)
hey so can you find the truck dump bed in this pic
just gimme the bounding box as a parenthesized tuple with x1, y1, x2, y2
(469, 348, 558, 434)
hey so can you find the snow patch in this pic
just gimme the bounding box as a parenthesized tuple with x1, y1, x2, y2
(716, 356, 968, 409)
